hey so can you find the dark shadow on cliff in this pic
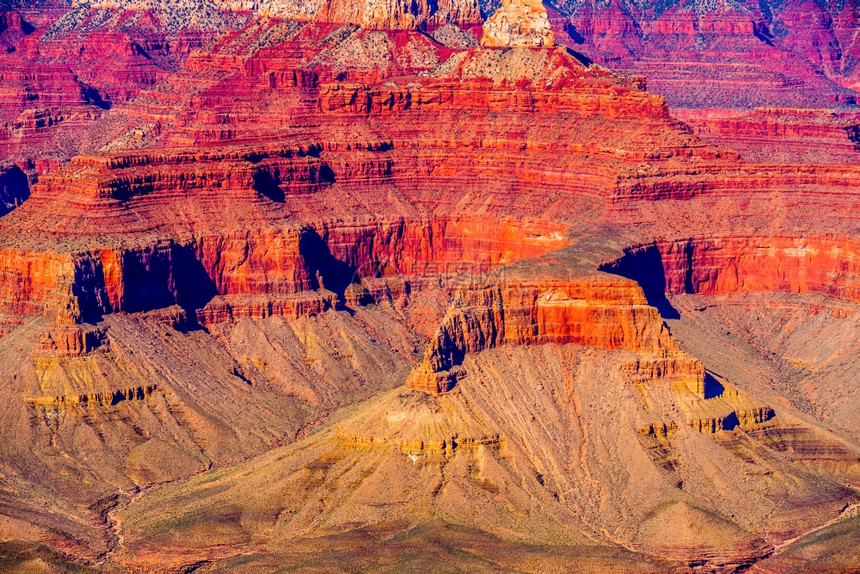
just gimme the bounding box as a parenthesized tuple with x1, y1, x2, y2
(317, 164, 336, 184)
(703, 372, 725, 400)
(174, 244, 218, 311)
(564, 24, 586, 45)
(0, 164, 29, 217)
(253, 169, 285, 202)
(599, 244, 681, 319)
(254, 163, 336, 203)
(753, 22, 775, 46)
(845, 125, 860, 151)
(76, 244, 217, 329)
(565, 47, 593, 67)
(721, 412, 739, 431)
(298, 227, 358, 306)
(118, 251, 179, 314)
(81, 85, 111, 110)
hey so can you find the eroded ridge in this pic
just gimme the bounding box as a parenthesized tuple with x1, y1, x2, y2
(406, 255, 702, 394)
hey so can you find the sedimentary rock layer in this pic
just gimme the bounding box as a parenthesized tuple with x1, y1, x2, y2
(676, 107, 860, 164)
(406, 255, 705, 394)
(73, 0, 483, 29)
(559, 0, 860, 109)
(481, 0, 554, 48)
(603, 236, 860, 304)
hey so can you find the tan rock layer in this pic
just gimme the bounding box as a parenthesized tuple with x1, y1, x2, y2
(75, 0, 482, 29)
(24, 384, 158, 408)
(481, 0, 554, 48)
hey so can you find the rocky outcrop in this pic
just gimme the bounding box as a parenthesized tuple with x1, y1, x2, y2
(195, 292, 338, 326)
(24, 384, 157, 408)
(682, 383, 776, 435)
(622, 355, 704, 390)
(481, 0, 554, 48)
(406, 255, 705, 395)
(317, 0, 482, 29)
(38, 324, 106, 356)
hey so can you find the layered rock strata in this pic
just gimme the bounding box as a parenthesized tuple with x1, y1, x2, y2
(72, 0, 483, 29)
(676, 107, 860, 164)
(0, 45, 702, 335)
(603, 236, 860, 304)
(406, 253, 705, 395)
(560, 0, 860, 109)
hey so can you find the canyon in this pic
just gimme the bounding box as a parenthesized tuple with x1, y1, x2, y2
(558, 0, 860, 110)
(0, 0, 859, 572)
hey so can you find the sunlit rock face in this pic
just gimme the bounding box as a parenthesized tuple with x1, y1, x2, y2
(72, 0, 482, 28)
(481, 0, 554, 48)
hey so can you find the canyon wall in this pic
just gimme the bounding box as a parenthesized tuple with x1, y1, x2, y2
(0, 42, 700, 334)
(603, 236, 860, 304)
(0, 216, 568, 331)
(0, 6, 859, 571)
(72, 0, 483, 29)
(558, 0, 860, 109)
(676, 108, 860, 164)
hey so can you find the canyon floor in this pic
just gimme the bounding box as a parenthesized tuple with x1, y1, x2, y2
(1, 1, 860, 573)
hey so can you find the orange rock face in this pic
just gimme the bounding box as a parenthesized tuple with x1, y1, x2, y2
(316, 0, 482, 29)
(675, 107, 860, 165)
(604, 236, 860, 304)
(0, 39, 691, 333)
